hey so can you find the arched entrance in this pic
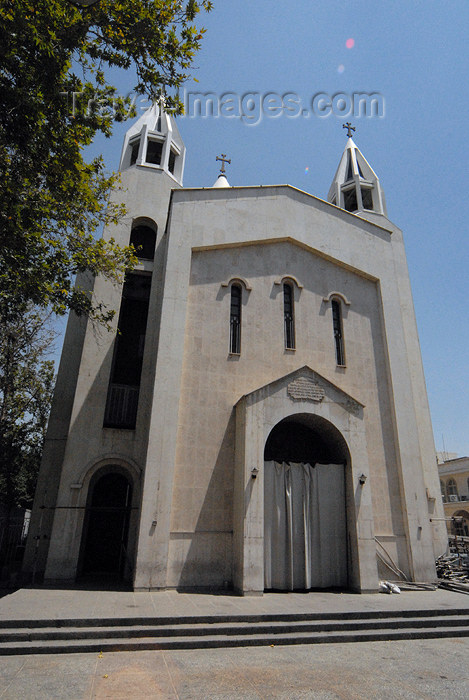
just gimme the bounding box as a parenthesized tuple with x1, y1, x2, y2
(264, 414, 349, 591)
(79, 470, 133, 580)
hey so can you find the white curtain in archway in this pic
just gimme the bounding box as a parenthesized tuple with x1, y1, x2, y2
(264, 461, 347, 590)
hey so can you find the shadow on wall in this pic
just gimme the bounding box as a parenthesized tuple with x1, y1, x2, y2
(21, 328, 143, 588)
(177, 412, 236, 591)
(366, 292, 411, 580)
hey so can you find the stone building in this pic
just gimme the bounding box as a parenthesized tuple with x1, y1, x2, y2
(23, 106, 447, 593)
(438, 455, 469, 537)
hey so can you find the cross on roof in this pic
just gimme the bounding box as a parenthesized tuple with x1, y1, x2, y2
(343, 122, 356, 138)
(216, 153, 231, 175)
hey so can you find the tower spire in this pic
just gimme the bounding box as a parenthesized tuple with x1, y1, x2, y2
(119, 102, 186, 185)
(327, 133, 387, 217)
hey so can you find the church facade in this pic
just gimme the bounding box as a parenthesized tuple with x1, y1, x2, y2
(23, 106, 447, 593)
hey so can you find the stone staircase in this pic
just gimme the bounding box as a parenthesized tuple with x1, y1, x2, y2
(1, 608, 469, 655)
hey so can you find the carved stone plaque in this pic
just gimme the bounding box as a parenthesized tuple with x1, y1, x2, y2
(287, 377, 325, 402)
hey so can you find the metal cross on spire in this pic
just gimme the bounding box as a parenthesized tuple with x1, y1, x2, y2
(343, 122, 356, 138)
(216, 153, 231, 175)
(157, 90, 166, 110)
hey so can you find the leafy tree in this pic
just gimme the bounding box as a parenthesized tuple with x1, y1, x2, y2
(0, 0, 212, 325)
(0, 0, 211, 541)
(0, 308, 55, 521)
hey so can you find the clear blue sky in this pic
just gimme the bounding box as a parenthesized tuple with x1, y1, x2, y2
(80, 0, 468, 456)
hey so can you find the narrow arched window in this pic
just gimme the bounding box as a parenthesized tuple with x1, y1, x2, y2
(130, 224, 157, 260)
(229, 284, 241, 354)
(331, 299, 345, 366)
(283, 283, 295, 349)
(104, 273, 151, 429)
(447, 478, 458, 499)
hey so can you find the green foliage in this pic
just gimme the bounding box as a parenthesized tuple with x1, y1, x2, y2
(0, 0, 212, 324)
(0, 308, 55, 511)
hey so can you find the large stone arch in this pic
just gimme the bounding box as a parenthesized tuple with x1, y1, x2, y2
(264, 413, 350, 464)
(44, 456, 141, 584)
(77, 463, 141, 582)
(263, 414, 351, 591)
(233, 366, 378, 595)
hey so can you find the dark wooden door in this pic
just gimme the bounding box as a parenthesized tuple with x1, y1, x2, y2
(81, 473, 132, 577)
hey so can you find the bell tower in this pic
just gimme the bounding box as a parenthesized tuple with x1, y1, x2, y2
(328, 127, 387, 218)
(120, 102, 186, 185)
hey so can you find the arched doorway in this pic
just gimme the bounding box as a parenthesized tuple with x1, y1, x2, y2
(264, 414, 349, 591)
(79, 470, 133, 580)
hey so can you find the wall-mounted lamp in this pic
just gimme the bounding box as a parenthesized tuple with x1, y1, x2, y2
(251, 466, 259, 479)
(358, 474, 367, 486)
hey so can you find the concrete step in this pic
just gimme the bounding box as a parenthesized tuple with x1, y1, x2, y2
(1, 615, 469, 643)
(0, 625, 469, 655)
(2, 607, 469, 628)
(0, 609, 468, 654)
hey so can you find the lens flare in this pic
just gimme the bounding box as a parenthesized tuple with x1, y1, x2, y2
(304, 167, 309, 174)
(338, 64, 345, 74)
(346, 38, 355, 49)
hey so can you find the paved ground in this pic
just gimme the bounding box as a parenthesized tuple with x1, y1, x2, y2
(0, 587, 468, 699)
(1, 586, 469, 621)
(0, 637, 468, 699)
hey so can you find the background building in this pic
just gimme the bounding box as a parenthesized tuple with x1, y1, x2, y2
(23, 106, 447, 593)
(438, 454, 469, 538)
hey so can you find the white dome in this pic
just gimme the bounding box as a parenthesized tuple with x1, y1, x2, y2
(212, 174, 231, 188)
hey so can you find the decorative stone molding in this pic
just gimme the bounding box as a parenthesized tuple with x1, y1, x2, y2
(274, 275, 303, 289)
(131, 215, 158, 232)
(221, 276, 252, 291)
(287, 376, 325, 402)
(74, 454, 142, 489)
(322, 291, 351, 306)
